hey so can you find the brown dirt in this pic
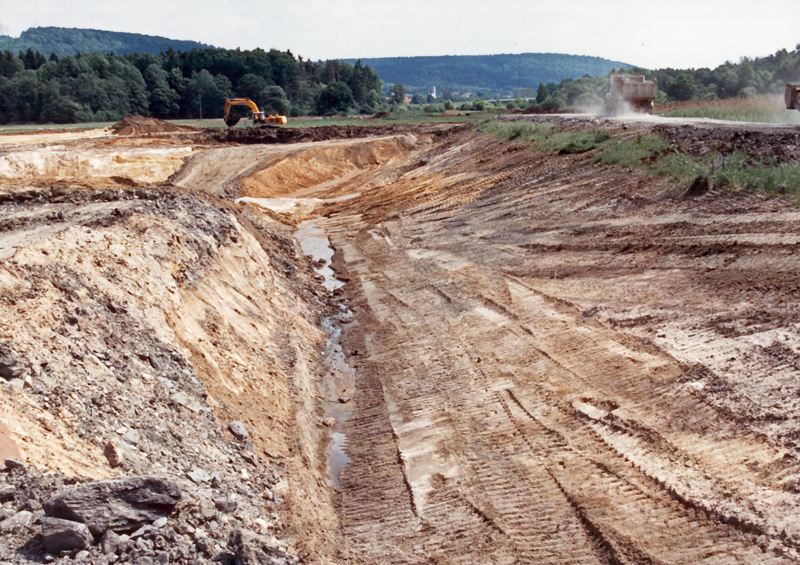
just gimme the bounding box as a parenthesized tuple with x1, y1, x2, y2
(110, 115, 198, 135)
(204, 123, 460, 145)
(2, 115, 800, 564)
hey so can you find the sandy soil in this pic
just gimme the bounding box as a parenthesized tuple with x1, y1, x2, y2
(1, 117, 800, 564)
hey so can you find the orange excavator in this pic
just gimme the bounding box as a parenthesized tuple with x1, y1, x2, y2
(223, 98, 287, 127)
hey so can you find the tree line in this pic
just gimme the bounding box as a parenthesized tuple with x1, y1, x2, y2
(536, 46, 800, 110)
(0, 47, 384, 124)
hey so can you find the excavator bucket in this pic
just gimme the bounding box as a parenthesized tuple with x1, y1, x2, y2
(225, 115, 241, 127)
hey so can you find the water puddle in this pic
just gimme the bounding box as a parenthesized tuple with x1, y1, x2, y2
(295, 220, 355, 488)
(296, 221, 344, 293)
(236, 194, 360, 215)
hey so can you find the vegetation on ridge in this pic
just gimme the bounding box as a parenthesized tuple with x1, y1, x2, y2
(0, 27, 213, 58)
(0, 47, 383, 124)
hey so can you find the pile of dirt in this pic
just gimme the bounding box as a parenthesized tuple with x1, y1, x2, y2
(441, 109, 461, 117)
(110, 115, 197, 136)
(372, 111, 392, 119)
(652, 122, 800, 163)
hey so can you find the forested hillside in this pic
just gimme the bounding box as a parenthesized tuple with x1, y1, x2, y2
(543, 46, 800, 109)
(344, 53, 632, 95)
(0, 47, 383, 124)
(0, 27, 213, 58)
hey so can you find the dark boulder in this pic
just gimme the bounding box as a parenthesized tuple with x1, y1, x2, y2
(43, 476, 181, 535)
(42, 517, 93, 553)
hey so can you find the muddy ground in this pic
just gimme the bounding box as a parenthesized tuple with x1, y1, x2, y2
(1, 115, 800, 564)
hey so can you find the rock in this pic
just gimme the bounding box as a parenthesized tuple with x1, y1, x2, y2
(228, 528, 299, 565)
(122, 429, 141, 445)
(229, 421, 249, 441)
(152, 516, 167, 529)
(148, 354, 161, 370)
(74, 550, 90, 561)
(170, 391, 205, 413)
(23, 498, 42, 512)
(104, 439, 124, 468)
(0, 357, 23, 380)
(5, 458, 25, 472)
(6, 379, 24, 392)
(241, 451, 259, 467)
(0, 483, 15, 501)
(41, 517, 93, 553)
(214, 496, 237, 513)
(101, 529, 121, 554)
(117, 533, 132, 554)
(131, 524, 154, 538)
(0, 510, 32, 533)
(43, 476, 181, 535)
(187, 469, 212, 484)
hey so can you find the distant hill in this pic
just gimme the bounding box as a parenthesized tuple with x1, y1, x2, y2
(344, 53, 634, 94)
(0, 27, 214, 57)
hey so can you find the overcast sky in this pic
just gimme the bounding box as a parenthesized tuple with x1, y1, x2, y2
(0, 0, 797, 70)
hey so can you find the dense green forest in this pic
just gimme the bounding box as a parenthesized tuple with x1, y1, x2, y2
(0, 47, 383, 124)
(0, 27, 213, 58)
(344, 53, 631, 96)
(539, 46, 800, 109)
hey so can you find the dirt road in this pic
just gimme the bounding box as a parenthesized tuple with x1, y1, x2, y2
(1, 116, 800, 564)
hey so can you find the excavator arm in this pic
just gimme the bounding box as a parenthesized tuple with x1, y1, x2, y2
(224, 98, 262, 127)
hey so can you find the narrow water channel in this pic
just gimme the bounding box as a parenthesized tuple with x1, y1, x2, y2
(236, 198, 357, 488)
(295, 220, 356, 489)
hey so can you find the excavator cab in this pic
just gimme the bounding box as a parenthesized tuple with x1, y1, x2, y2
(786, 84, 800, 111)
(223, 98, 287, 127)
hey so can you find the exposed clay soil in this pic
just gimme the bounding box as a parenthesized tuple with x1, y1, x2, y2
(1, 115, 800, 564)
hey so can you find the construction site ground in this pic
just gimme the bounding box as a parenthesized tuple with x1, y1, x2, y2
(1, 114, 800, 564)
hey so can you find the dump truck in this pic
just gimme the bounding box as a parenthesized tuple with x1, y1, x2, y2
(606, 75, 657, 115)
(223, 98, 287, 127)
(785, 84, 800, 111)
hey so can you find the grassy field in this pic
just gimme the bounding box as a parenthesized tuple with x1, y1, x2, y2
(0, 121, 116, 134)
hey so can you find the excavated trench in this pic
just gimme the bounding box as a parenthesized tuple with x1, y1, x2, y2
(2, 118, 800, 564)
(222, 120, 800, 564)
